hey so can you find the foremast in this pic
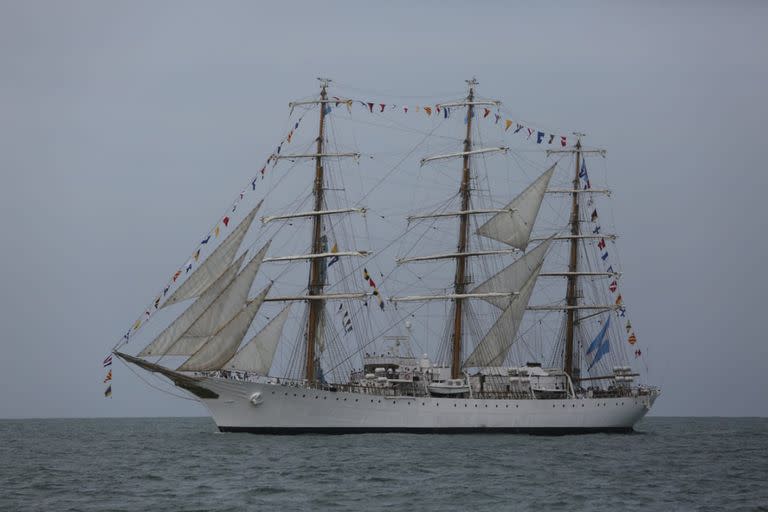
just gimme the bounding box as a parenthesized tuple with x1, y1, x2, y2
(450, 78, 477, 379)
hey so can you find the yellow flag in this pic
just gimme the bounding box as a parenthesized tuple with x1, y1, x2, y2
(505, 119, 513, 131)
(133, 319, 141, 330)
(215, 225, 220, 238)
(330, 243, 338, 254)
(424, 106, 432, 116)
(193, 249, 200, 262)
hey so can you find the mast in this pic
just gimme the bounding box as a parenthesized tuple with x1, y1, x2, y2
(451, 78, 477, 379)
(305, 78, 329, 381)
(563, 137, 582, 379)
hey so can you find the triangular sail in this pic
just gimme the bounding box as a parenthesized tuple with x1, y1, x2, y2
(463, 261, 543, 368)
(161, 202, 261, 309)
(177, 285, 271, 372)
(164, 242, 271, 356)
(476, 164, 555, 250)
(138, 252, 247, 357)
(470, 237, 553, 309)
(223, 305, 291, 374)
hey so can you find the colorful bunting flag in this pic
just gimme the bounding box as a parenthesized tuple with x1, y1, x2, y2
(505, 119, 513, 131)
(598, 238, 606, 250)
(591, 209, 598, 222)
(609, 280, 617, 293)
(628, 332, 637, 345)
(601, 252, 609, 261)
(483, 108, 491, 118)
(103, 354, 113, 367)
(424, 106, 432, 116)
(104, 385, 112, 398)
(104, 370, 112, 383)
(536, 131, 545, 144)
(328, 243, 339, 267)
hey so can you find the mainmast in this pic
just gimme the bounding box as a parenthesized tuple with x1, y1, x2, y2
(450, 78, 477, 379)
(305, 78, 330, 381)
(563, 137, 582, 379)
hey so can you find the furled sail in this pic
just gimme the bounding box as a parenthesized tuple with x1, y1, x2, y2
(161, 202, 262, 309)
(177, 285, 271, 372)
(222, 305, 291, 374)
(469, 237, 553, 309)
(476, 164, 555, 250)
(164, 242, 271, 356)
(463, 258, 544, 368)
(137, 252, 247, 357)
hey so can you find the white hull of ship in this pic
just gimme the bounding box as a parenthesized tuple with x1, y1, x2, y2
(194, 378, 657, 434)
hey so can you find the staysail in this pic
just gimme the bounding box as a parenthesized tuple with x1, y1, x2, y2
(161, 202, 261, 309)
(476, 164, 555, 250)
(469, 237, 553, 309)
(164, 242, 271, 356)
(137, 252, 247, 357)
(177, 285, 271, 371)
(222, 305, 291, 374)
(463, 238, 552, 368)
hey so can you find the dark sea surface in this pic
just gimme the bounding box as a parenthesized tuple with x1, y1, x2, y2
(0, 417, 766, 512)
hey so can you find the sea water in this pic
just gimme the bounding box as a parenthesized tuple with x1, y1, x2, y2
(1, 417, 766, 511)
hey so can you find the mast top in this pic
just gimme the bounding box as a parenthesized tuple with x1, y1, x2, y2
(466, 77, 479, 89)
(317, 77, 332, 89)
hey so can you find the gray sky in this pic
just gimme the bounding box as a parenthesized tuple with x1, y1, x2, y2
(1, 1, 766, 418)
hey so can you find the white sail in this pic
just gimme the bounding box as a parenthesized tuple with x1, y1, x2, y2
(469, 237, 553, 309)
(177, 285, 271, 372)
(476, 164, 555, 250)
(223, 305, 291, 374)
(164, 242, 271, 356)
(137, 252, 247, 357)
(161, 202, 261, 309)
(463, 262, 543, 368)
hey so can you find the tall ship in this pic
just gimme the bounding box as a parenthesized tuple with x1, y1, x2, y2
(111, 78, 659, 433)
